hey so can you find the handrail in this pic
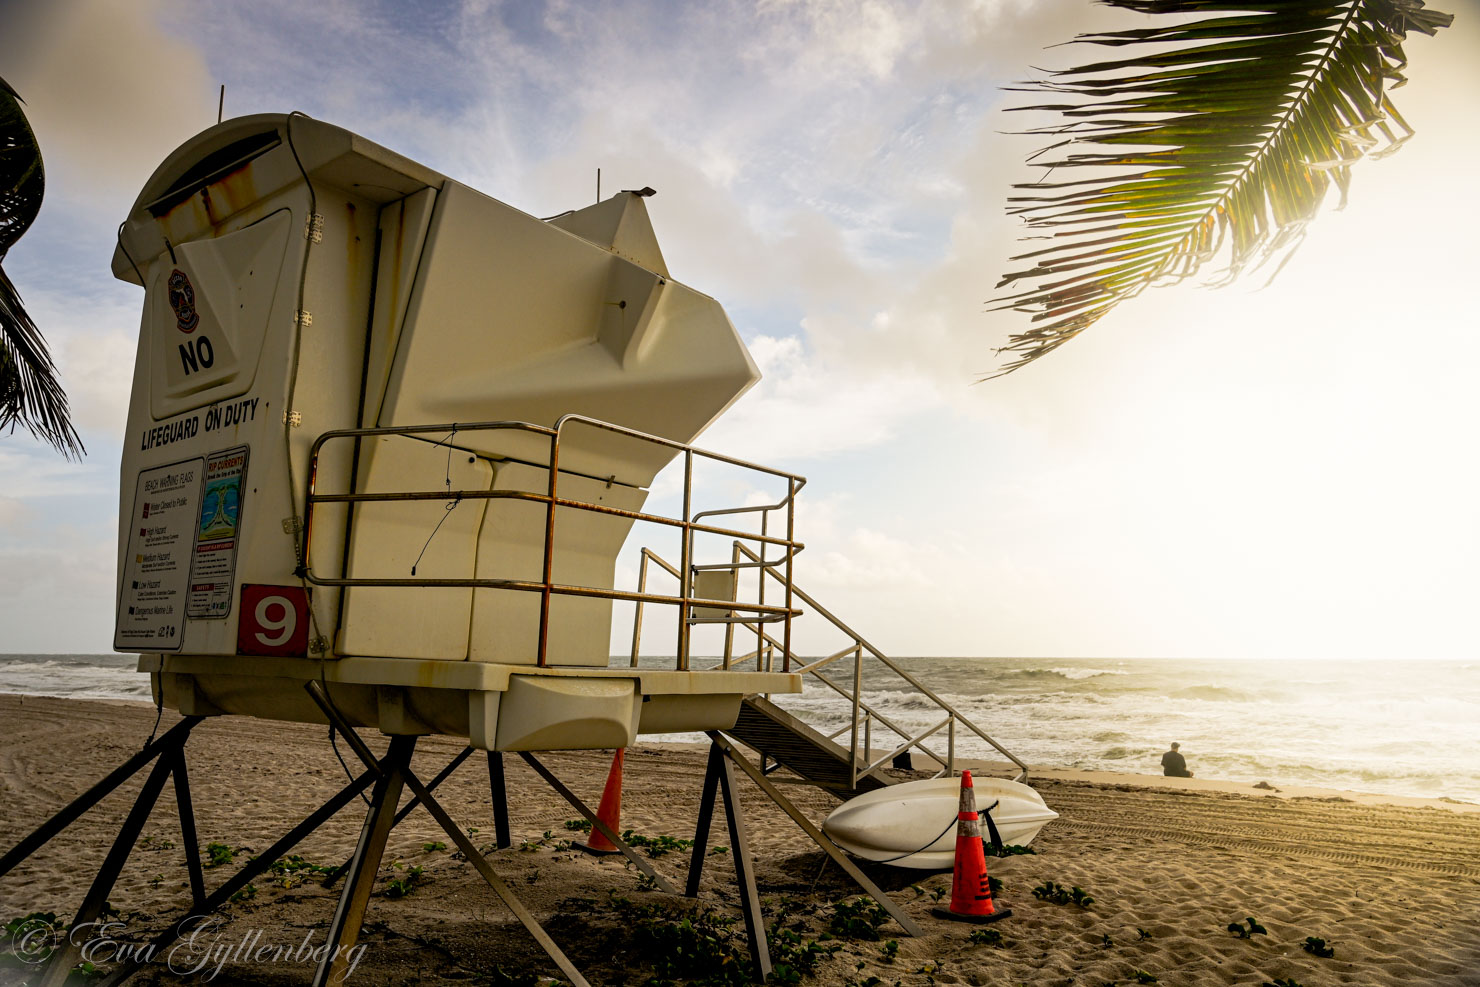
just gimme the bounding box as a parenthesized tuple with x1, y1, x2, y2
(733, 620, 953, 772)
(307, 489, 801, 546)
(790, 644, 856, 677)
(627, 536, 1028, 786)
(302, 417, 806, 671)
(730, 542, 1028, 785)
(860, 719, 950, 777)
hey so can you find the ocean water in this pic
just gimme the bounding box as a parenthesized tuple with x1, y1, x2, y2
(0, 653, 152, 702)
(2, 654, 1476, 804)
(767, 657, 1480, 805)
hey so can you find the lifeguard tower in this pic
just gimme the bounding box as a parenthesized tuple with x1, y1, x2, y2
(1, 113, 1032, 985)
(107, 111, 806, 748)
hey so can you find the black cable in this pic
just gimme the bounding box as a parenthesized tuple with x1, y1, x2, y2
(282, 111, 328, 652)
(116, 222, 147, 287)
(142, 696, 164, 751)
(840, 813, 959, 866)
(330, 724, 370, 806)
(822, 798, 1004, 866)
(980, 799, 1006, 854)
(321, 665, 370, 805)
(411, 427, 462, 576)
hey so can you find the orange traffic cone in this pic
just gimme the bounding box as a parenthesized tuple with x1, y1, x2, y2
(576, 748, 625, 855)
(931, 770, 1011, 924)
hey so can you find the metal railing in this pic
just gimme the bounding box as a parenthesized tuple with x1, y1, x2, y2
(300, 414, 805, 669)
(632, 541, 1028, 788)
(303, 412, 1027, 788)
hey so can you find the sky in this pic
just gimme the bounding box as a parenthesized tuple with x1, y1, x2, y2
(1, 0, 1477, 660)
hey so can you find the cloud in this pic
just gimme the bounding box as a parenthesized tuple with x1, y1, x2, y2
(0, 0, 216, 211)
(58, 330, 138, 433)
(14, 279, 143, 434)
(697, 332, 943, 465)
(0, 526, 118, 651)
(0, 0, 210, 453)
(0, 443, 114, 498)
(798, 527, 932, 591)
(0, 498, 32, 530)
(752, 0, 909, 81)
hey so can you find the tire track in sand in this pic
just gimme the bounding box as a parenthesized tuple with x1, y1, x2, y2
(1048, 818, 1480, 878)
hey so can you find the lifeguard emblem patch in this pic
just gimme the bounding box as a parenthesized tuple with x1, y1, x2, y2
(167, 268, 200, 333)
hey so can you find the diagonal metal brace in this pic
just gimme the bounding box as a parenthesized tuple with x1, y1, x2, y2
(303, 683, 591, 987)
(314, 735, 416, 987)
(708, 731, 923, 938)
(0, 716, 203, 881)
(516, 751, 678, 895)
(321, 744, 475, 888)
(37, 741, 182, 987)
(690, 740, 772, 981)
(96, 766, 380, 987)
(167, 744, 207, 911)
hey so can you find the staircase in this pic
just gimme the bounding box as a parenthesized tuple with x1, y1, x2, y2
(631, 539, 1029, 798)
(726, 696, 891, 797)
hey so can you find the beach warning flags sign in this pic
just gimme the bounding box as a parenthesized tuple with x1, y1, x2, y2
(931, 770, 1012, 924)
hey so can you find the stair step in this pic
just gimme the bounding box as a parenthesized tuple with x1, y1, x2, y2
(725, 696, 891, 796)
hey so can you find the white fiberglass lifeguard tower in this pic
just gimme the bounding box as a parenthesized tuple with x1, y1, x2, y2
(110, 112, 803, 750)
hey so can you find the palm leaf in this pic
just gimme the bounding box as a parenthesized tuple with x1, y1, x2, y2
(1, 74, 83, 459)
(988, 0, 1453, 377)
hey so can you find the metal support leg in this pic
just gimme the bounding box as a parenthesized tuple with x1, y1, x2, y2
(488, 751, 512, 850)
(402, 767, 592, 987)
(323, 745, 475, 888)
(313, 735, 417, 987)
(517, 752, 677, 894)
(685, 745, 722, 897)
(37, 740, 183, 987)
(0, 716, 201, 881)
(715, 742, 771, 982)
(688, 741, 771, 981)
(392, 745, 472, 830)
(708, 731, 922, 938)
(304, 683, 589, 987)
(170, 746, 207, 911)
(97, 767, 378, 987)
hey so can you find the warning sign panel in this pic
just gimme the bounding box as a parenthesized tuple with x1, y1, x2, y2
(115, 456, 204, 651)
(187, 445, 248, 619)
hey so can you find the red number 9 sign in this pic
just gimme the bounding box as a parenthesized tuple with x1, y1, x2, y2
(237, 584, 311, 657)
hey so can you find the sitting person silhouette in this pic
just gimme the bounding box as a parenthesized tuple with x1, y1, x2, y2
(1161, 742, 1193, 778)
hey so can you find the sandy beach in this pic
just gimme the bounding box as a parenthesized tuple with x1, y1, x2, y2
(1, 694, 1477, 986)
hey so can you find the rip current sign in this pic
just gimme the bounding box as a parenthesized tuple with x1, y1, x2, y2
(238, 585, 311, 657)
(186, 445, 248, 619)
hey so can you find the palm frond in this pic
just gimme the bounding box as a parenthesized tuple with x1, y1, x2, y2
(1, 73, 83, 459)
(988, 0, 1453, 377)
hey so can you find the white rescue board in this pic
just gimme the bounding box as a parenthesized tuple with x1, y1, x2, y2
(822, 776, 1058, 870)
